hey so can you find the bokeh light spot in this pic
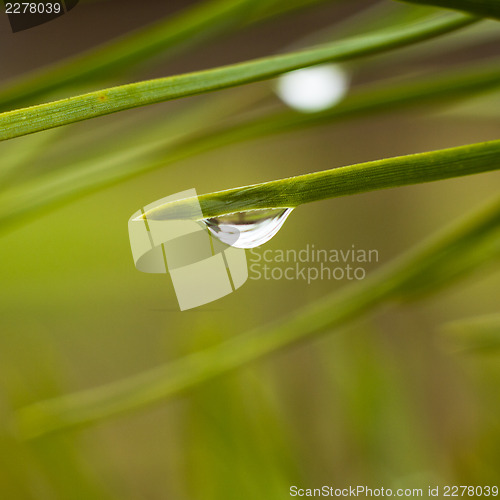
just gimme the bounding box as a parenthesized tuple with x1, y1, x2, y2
(276, 64, 350, 113)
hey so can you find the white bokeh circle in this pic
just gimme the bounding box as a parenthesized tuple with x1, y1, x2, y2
(276, 64, 350, 113)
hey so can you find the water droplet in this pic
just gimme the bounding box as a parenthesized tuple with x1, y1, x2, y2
(203, 208, 293, 249)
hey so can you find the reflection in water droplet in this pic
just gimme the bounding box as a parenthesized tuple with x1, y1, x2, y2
(203, 208, 293, 249)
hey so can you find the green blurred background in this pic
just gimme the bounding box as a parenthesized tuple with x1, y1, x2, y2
(1, 1, 500, 498)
